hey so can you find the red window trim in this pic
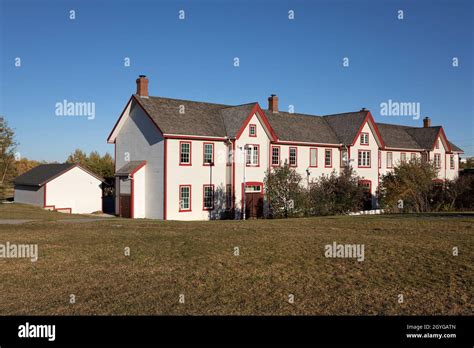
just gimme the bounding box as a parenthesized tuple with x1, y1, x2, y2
(360, 132, 369, 146)
(309, 147, 318, 167)
(249, 124, 257, 137)
(289, 147, 298, 167)
(386, 151, 393, 169)
(324, 149, 332, 168)
(450, 155, 455, 169)
(179, 141, 192, 166)
(246, 144, 260, 167)
(358, 149, 371, 168)
(202, 142, 215, 166)
(400, 152, 407, 163)
(271, 145, 281, 167)
(378, 150, 381, 169)
(202, 184, 215, 210)
(434, 153, 441, 168)
(358, 179, 372, 193)
(340, 148, 347, 168)
(179, 184, 192, 212)
(410, 153, 416, 161)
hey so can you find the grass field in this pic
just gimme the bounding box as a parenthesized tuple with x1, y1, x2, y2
(0, 204, 472, 315)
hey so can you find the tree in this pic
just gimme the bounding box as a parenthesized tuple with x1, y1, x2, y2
(379, 158, 437, 213)
(459, 157, 474, 170)
(0, 117, 18, 199)
(14, 157, 42, 177)
(66, 149, 114, 178)
(66, 149, 88, 167)
(264, 162, 306, 218)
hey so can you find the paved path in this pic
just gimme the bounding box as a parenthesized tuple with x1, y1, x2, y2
(0, 219, 36, 224)
(57, 218, 111, 223)
(0, 217, 113, 225)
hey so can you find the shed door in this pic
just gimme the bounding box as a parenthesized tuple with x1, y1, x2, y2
(120, 194, 131, 218)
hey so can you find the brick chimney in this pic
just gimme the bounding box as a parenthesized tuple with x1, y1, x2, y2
(136, 75, 149, 97)
(268, 94, 278, 113)
(423, 117, 431, 128)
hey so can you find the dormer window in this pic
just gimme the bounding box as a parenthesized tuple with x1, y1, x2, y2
(360, 132, 369, 145)
(249, 124, 257, 137)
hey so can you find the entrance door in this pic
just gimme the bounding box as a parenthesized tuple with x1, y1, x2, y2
(243, 183, 263, 218)
(120, 194, 131, 218)
(358, 180, 372, 210)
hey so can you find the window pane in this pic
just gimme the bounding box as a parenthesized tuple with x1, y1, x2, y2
(249, 125, 256, 136)
(325, 150, 331, 166)
(204, 144, 213, 164)
(180, 186, 190, 210)
(203, 186, 213, 209)
(290, 148, 297, 166)
(310, 148, 317, 166)
(180, 143, 190, 164)
(272, 147, 279, 165)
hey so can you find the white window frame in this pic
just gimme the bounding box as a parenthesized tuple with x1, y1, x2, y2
(203, 185, 214, 210)
(289, 147, 297, 167)
(246, 145, 259, 166)
(180, 142, 191, 165)
(271, 146, 280, 166)
(434, 153, 441, 168)
(358, 150, 371, 168)
(179, 185, 191, 211)
(310, 148, 318, 167)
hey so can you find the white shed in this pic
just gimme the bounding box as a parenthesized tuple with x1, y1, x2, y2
(14, 163, 103, 214)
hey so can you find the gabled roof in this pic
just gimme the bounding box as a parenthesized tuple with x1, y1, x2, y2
(134, 95, 228, 137)
(14, 163, 103, 186)
(323, 111, 369, 145)
(219, 103, 258, 137)
(110, 95, 463, 152)
(449, 141, 464, 153)
(405, 126, 443, 150)
(264, 110, 340, 144)
(376, 123, 423, 149)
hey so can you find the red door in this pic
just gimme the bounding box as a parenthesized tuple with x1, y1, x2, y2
(120, 194, 131, 218)
(242, 182, 263, 218)
(358, 180, 372, 210)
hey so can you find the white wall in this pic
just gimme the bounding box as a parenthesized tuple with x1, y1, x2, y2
(348, 121, 382, 200)
(233, 113, 271, 216)
(14, 185, 44, 206)
(45, 166, 102, 214)
(166, 138, 229, 220)
(132, 164, 146, 218)
(115, 101, 165, 219)
(431, 134, 459, 180)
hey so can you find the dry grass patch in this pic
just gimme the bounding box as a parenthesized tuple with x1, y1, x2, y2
(0, 205, 472, 315)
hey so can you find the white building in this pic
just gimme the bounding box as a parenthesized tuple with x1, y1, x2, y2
(14, 163, 103, 214)
(107, 76, 464, 220)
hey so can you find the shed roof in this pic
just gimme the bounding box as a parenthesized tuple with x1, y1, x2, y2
(14, 163, 103, 186)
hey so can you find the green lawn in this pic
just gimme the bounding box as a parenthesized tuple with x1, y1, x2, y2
(0, 204, 472, 315)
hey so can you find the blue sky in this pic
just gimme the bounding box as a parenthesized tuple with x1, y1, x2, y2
(1, 0, 473, 161)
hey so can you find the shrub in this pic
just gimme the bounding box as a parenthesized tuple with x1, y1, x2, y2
(264, 162, 306, 218)
(308, 167, 365, 216)
(379, 159, 437, 213)
(264, 165, 365, 218)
